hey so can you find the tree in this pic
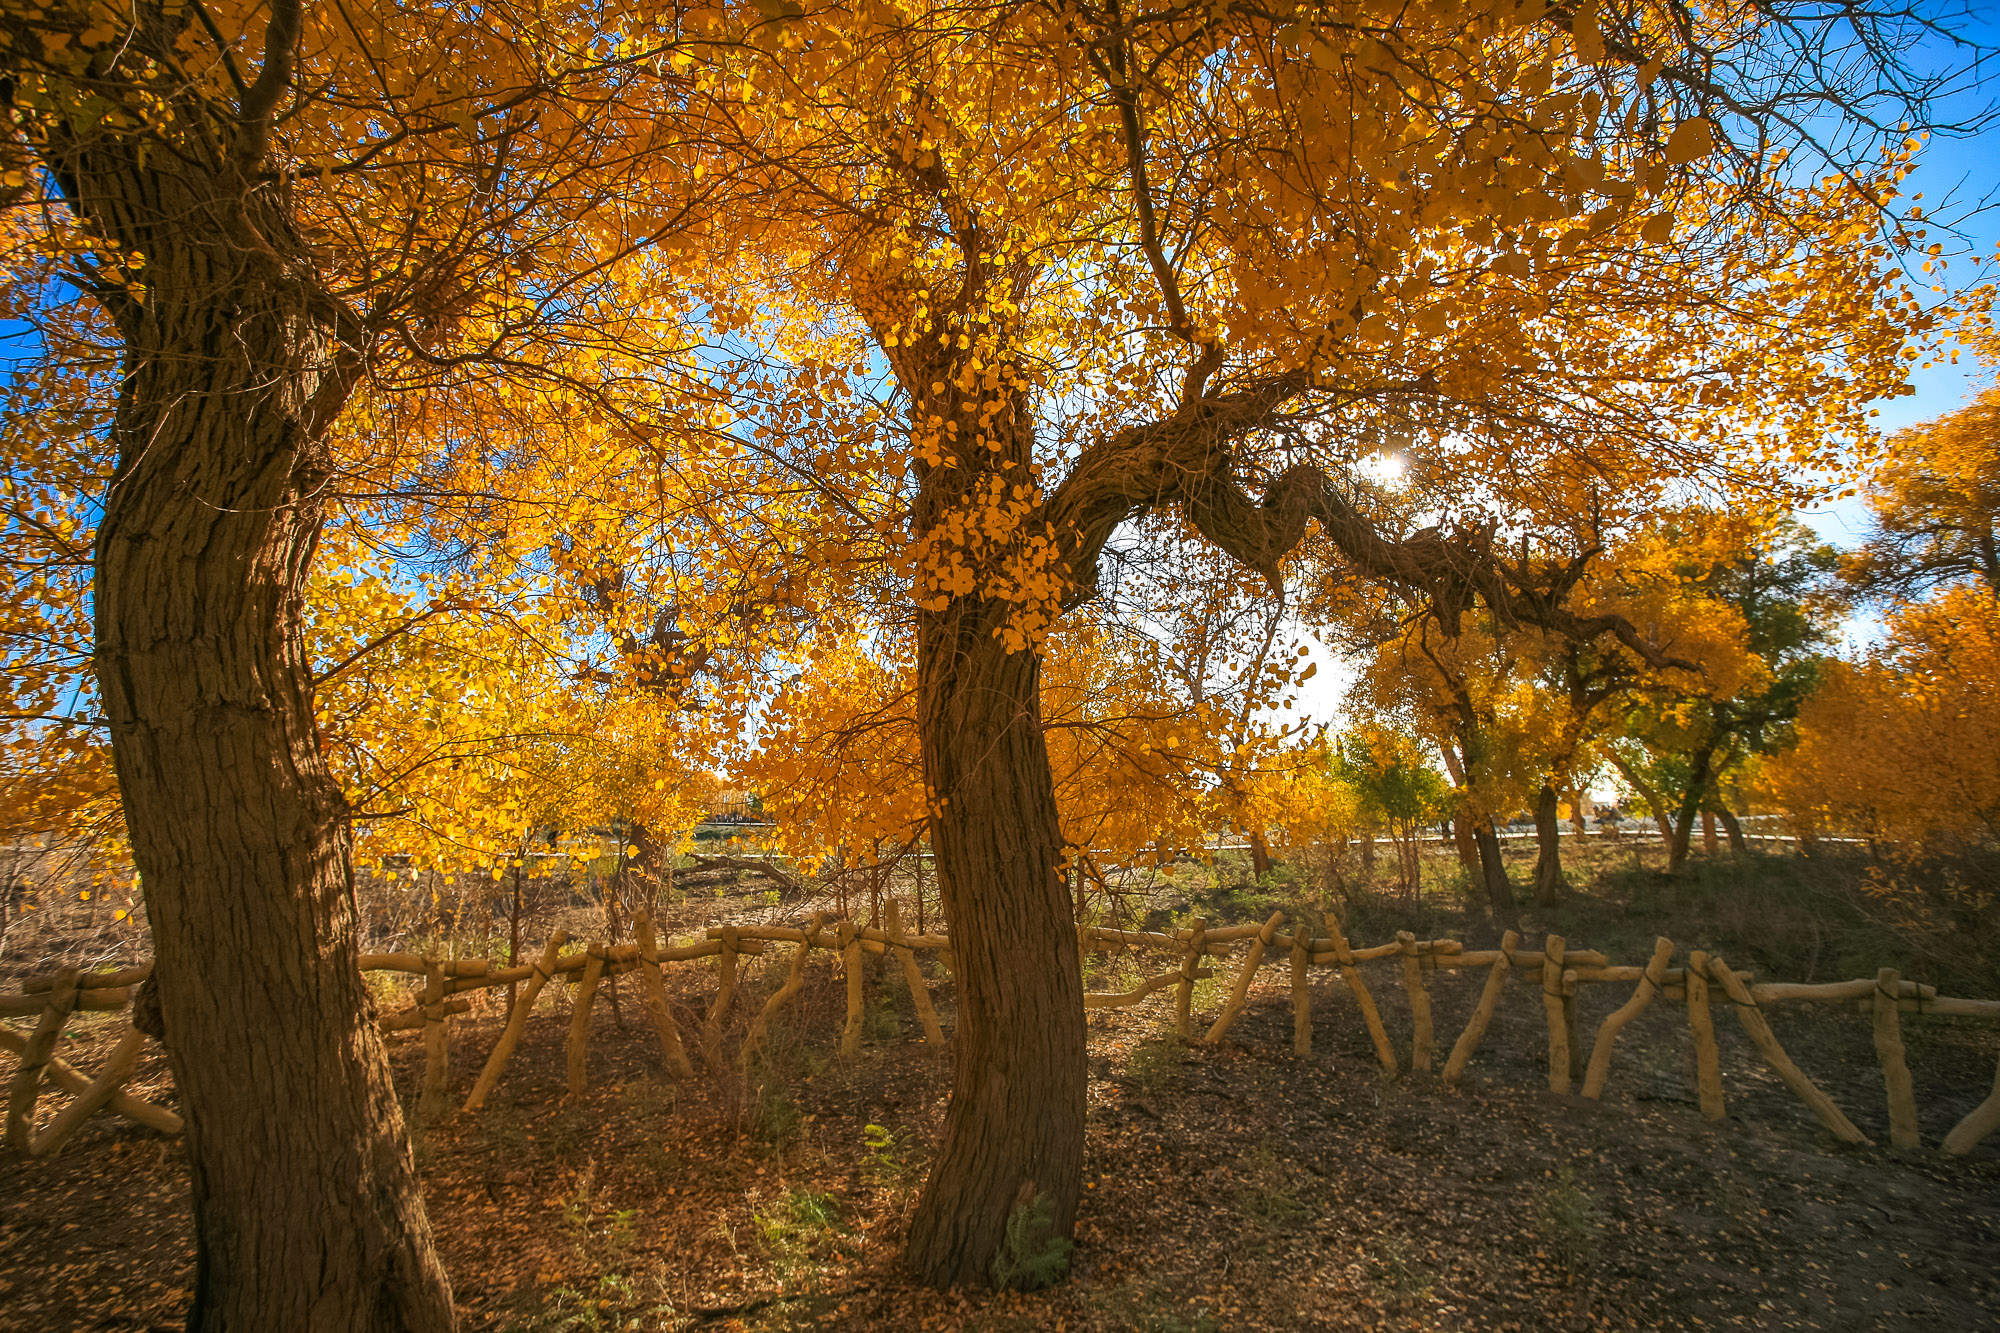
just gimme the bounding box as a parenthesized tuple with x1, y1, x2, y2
(1847, 387, 2000, 600)
(2, 0, 1963, 1302)
(641, 0, 1940, 1284)
(1333, 726, 1450, 905)
(1348, 612, 1534, 917)
(1611, 518, 1840, 870)
(1, 4, 706, 1324)
(1760, 587, 2000, 984)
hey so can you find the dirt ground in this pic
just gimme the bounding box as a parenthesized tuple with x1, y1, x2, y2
(3, 887, 1997, 1333)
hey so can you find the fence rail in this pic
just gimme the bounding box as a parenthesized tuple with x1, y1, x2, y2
(4, 908, 1998, 1160)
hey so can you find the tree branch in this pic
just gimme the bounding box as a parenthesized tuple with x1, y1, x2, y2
(231, 0, 303, 172)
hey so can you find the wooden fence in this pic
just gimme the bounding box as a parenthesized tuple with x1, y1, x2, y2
(5, 906, 1998, 1160)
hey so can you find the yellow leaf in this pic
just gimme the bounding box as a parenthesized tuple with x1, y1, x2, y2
(1664, 118, 1715, 165)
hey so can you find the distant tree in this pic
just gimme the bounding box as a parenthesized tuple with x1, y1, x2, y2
(1847, 387, 2000, 601)
(1335, 727, 1450, 905)
(1615, 519, 1841, 871)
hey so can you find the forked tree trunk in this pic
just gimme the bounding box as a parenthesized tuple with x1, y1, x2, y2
(1531, 782, 1566, 905)
(1607, 751, 1675, 848)
(76, 146, 454, 1328)
(1714, 805, 1748, 852)
(1668, 746, 1716, 874)
(1473, 821, 1519, 928)
(1451, 816, 1481, 880)
(904, 605, 1085, 1287)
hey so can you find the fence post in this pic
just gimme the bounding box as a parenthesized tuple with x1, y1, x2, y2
(1541, 936, 1570, 1094)
(5, 967, 78, 1151)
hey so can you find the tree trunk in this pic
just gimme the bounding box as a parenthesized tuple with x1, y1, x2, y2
(1472, 822, 1518, 927)
(1532, 782, 1566, 906)
(1668, 747, 1716, 874)
(1248, 831, 1274, 879)
(1712, 804, 1748, 853)
(904, 603, 1084, 1288)
(75, 136, 454, 1329)
(1451, 815, 1480, 877)
(1450, 815, 1486, 911)
(508, 855, 526, 1019)
(1607, 751, 1676, 848)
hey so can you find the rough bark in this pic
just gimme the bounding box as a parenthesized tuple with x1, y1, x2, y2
(42, 42, 455, 1329)
(903, 603, 1084, 1288)
(1248, 831, 1274, 879)
(1531, 782, 1567, 906)
(1668, 746, 1717, 874)
(881, 302, 1084, 1284)
(1472, 822, 1519, 927)
(1451, 816, 1481, 879)
(1714, 804, 1748, 853)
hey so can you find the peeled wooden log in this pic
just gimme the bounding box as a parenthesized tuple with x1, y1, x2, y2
(1582, 937, 1674, 1100)
(1854, 995, 2000, 1018)
(1541, 937, 1571, 1095)
(24, 964, 152, 993)
(417, 960, 451, 1121)
(1086, 927, 1225, 955)
(720, 921, 889, 957)
(741, 914, 825, 1072)
(1432, 947, 1611, 971)
(1086, 969, 1209, 1009)
(31, 1027, 145, 1158)
(838, 920, 865, 1059)
(1872, 967, 1920, 1149)
(702, 928, 742, 1072)
(686, 852, 807, 898)
(0, 1025, 179, 1134)
(1291, 931, 1312, 1056)
(858, 924, 952, 952)
(886, 902, 944, 1045)
(1757, 977, 1937, 1004)
(0, 989, 132, 1017)
(1334, 934, 1399, 1076)
(1943, 1052, 2000, 1156)
(1706, 954, 1870, 1145)
(634, 913, 697, 1080)
(1563, 968, 1584, 1084)
(463, 932, 568, 1112)
(1307, 939, 1405, 965)
(1206, 911, 1285, 1043)
(1399, 931, 1434, 1073)
(663, 937, 733, 961)
(441, 938, 729, 998)
(1191, 922, 1269, 944)
(380, 998, 471, 1032)
(1303, 936, 1461, 963)
(6, 968, 78, 1150)
(1442, 930, 1520, 1086)
(1562, 963, 1740, 986)
(1175, 918, 1206, 1039)
(1686, 948, 1725, 1120)
(566, 948, 607, 1096)
(359, 954, 491, 977)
